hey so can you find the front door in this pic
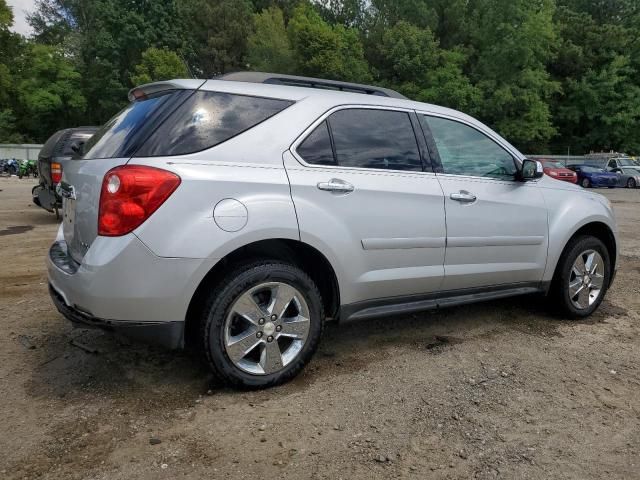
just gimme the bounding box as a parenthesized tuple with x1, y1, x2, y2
(284, 107, 447, 306)
(418, 113, 549, 291)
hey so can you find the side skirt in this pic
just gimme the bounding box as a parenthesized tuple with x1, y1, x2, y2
(340, 282, 547, 322)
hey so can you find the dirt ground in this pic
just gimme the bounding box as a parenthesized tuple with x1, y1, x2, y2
(0, 176, 639, 480)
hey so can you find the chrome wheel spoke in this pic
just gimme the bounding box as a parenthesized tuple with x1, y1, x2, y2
(584, 252, 596, 274)
(233, 293, 268, 325)
(590, 273, 604, 289)
(226, 330, 260, 363)
(260, 340, 284, 374)
(280, 316, 310, 339)
(576, 287, 590, 309)
(569, 278, 584, 299)
(268, 284, 298, 318)
(573, 255, 586, 275)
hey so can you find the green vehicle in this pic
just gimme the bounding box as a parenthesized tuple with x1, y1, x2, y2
(18, 159, 38, 178)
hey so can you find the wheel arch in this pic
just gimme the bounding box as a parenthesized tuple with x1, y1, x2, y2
(548, 221, 617, 291)
(184, 238, 340, 348)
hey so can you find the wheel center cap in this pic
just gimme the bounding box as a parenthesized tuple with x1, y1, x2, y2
(583, 276, 590, 285)
(263, 322, 276, 336)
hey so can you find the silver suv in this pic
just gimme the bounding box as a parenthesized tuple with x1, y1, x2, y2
(48, 73, 618, 388)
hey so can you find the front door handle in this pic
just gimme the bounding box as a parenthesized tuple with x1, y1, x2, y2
(450, 191, 476, 203)
(317, 178, 354, 193)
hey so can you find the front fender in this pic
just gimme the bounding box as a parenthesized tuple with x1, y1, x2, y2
(541, 184, 618, 283)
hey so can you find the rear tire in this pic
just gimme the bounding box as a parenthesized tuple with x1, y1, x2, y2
(550, 236, 611, 318)
(199, 261, 324, 389)
(581, 178, 590, 188)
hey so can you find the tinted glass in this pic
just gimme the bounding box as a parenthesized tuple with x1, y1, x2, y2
(328, 109, 422, 171)
(297, 121, 335, 165)
(543, 161, 565, 168)
(84, 90, 187, 159)
(581, 166, 605, 173)
(136, 92, 293, 157)
(422, 116, 517, 179)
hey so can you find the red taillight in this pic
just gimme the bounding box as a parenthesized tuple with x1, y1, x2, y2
(51, 162, 62, 184)
(98, 165, 180, 236)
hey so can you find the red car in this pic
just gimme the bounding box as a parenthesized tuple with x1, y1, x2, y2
(540, 160, 578, 183)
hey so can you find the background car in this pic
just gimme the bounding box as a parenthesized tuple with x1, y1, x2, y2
(611, 167, 640, 188)
(540, 159, 577, 183)
(32, 127, 98, 218)
(567, 165, 618, 188)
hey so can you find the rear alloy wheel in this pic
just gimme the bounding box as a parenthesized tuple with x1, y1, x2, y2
(581, 178, 590, 188)
(551, 236, 610, 318)
(200, 262, 324, 389)
(628, 178, 636, 189)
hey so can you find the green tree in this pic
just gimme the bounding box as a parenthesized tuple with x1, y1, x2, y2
(16, 44, 86, 141)
(131, 47, 189, 85)
(288, 3, 371, 82)
(550, 5, 640, 154)
(376, 21, 479, 111)
(467, 0, 559, 152)
(178, 0, 253, 76)
(247, 7, 294, 73)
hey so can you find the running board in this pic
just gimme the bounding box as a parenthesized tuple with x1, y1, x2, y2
(341, 285, 542, 322)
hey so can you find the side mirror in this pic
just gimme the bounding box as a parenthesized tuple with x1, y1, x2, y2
(519, 159, 544, 181)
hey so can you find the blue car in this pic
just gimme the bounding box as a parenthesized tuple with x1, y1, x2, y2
(567, 165, 618, 188)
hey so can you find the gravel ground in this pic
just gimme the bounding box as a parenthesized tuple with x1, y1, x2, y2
(1, 177, 639, 480)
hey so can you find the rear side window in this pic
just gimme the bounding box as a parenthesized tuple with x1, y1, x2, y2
(83, 90, 190, 160)
(135, 92, 293, 157)
(305, 109, 422, 171)
(297, 121, 335, 166)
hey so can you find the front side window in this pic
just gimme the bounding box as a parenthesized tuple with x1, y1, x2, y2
(328, 109, 422, 171)
(421, 115, 517, 180)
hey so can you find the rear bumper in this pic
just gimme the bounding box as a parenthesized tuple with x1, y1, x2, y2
(47, 236, 214, 349)
(49, 283, 184, 348)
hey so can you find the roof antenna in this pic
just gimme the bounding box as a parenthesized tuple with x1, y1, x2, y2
(179, 53, 194, 79)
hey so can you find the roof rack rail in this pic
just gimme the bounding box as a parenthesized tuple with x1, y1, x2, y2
(214, 72, 407, 99)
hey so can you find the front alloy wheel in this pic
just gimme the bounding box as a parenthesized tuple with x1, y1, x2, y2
(551, 235, 610, 318)
(568, 250, 605, 310)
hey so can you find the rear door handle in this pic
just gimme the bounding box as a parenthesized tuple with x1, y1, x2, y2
(317, 178, 354, 193)
(450, 191, 476, 203)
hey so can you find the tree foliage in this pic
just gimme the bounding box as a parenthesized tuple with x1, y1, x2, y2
(0, 0, 637, 155)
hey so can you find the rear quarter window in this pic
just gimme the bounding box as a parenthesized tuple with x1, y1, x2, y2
(135, 92, 293, 157)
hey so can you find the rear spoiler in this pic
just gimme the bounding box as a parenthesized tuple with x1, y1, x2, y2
(128, 79, 205, 102)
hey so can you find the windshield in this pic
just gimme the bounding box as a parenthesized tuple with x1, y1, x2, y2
(542, 161, 565, 168)
(581, 166, 605, 173)
(618, 159, 637, 167)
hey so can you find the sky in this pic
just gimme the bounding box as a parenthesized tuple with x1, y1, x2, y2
(7, 0, 36, 36)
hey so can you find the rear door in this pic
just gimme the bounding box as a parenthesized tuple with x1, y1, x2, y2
(285, 106, 446, 306)
(418, 113, 548, 291)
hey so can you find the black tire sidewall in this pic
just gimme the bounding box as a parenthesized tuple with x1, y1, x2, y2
(628, 179, 636, 188)
(201, 262, 324, 389)
(553, 236, 611, 318)
(581, 178, 590, 188)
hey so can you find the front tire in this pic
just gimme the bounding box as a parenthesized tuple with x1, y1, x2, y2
(550, 236, 611, 318)
(628, 178, 636, 188)
(200, 261, 324, 389)
(581, 178, 590, 188)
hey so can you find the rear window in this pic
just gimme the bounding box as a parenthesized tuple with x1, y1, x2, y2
(135, 92, 293, 157)
(83, 90, 191, 160)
